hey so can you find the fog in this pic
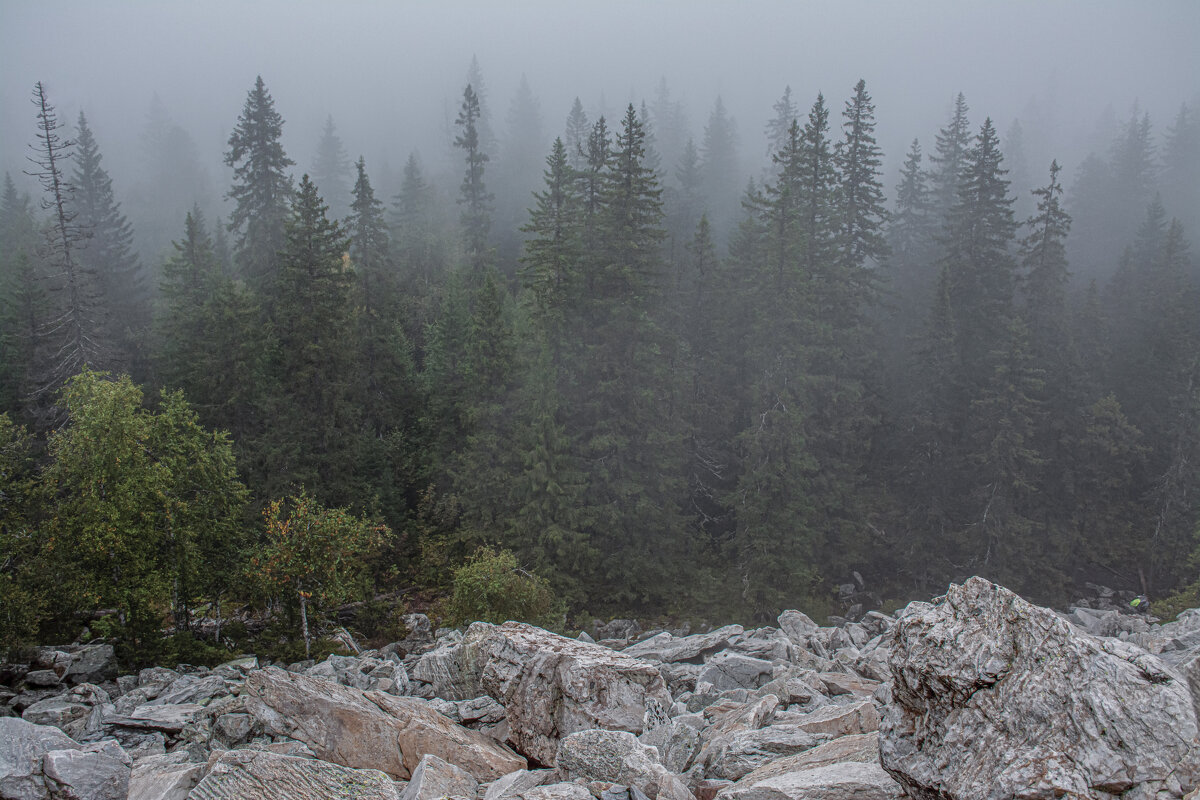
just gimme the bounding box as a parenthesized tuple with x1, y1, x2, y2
(3, 0, 1198, 203)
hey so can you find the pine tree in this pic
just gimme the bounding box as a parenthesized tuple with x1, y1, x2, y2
(224, 76, 294, 291)
(884, 138, 937, 358)
(0, 176, 42, 413)
(1161, 104, 1200, 234)
(1019, 161, 1072, 371)
(311, 115, 353, 223)
(798, 93, 839, 278)
(494, 75, 547, 272)
(72, 112, 145, 361)
(455, 84, 493, 273)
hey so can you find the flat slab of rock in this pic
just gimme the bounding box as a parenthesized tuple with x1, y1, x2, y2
(399, 753, 477, 800)
(244, 666, 524, 780)
(622, 626, 743, 664)
(479, 622, 673, 765)
(719, 762, 903, 800)
(105, 704, 205, 734)
(881, 576, 1200, 799)
(697, 653, 775, 692)
(790, 701, 878, 738)
(188, 748, 400, 800)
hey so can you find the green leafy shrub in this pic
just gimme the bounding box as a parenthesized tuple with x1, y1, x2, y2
(445, 546, 561, 628)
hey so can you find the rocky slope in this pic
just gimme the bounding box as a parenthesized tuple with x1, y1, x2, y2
(1, 577, 1198, 799)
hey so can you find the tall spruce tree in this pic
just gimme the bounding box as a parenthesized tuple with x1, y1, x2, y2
(72, 112, 145, 362)
(224, 76, 294, 291)
(455, 84, 493, 274)
(311, 115, 353, 223)
(929, 93, 972, 228)
(0, 176, 42, 413)
(25, 83, 110, 416)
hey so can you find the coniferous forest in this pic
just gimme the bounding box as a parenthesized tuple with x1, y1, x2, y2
(1, 3, 1199, 663)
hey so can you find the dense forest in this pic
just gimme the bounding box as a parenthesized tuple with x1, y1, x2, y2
(1, 61, 1198, 663)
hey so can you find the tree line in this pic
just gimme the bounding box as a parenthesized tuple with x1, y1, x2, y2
(1, 71, 1198, 659)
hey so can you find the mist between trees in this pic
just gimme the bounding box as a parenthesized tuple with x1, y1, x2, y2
(1, 61, 1198, 663)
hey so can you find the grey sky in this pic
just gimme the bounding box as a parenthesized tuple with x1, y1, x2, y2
(2, 0, 1198, 199)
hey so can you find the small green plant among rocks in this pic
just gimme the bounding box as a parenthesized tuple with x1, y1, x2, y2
(444, 546, 562, 628)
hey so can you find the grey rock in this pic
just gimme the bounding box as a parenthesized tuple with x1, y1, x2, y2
(478, 622, 674, 766)
(458, 695, 506, 726)
(599, 785, 652, 800)
(776, 611, 818, 645)
(0, 717, 81, 800)
(638, 719, 699, 774)
(410, 624, 490, 701)
(105, 703, 204, 734)
(732, 733, 879, 786)
(718, 762, 903, 800)
(880, 576, 1200, 799)
(42, 748, 129, 800)
(554, 730, 690, 800)
(399, 753, 478, 800)
(699, 725, 824, 781)
(788, 700, 878, 738)
(242, 666, 524, 780)
(520, 785, 594, 800)
(188, 748, 400, 800)
(697, 653, 775, 692)
(126, 753, 203, 800)
(146, 674, 227, 706)
(482, 769, 552, 800)
(61, 645, 116, 685)
(213, 713, 251, 745)
(623, 625, 743, 664)
(136, 667, 180, 691)
(23, 671, 61, 689)
(727, 630, 793, 663)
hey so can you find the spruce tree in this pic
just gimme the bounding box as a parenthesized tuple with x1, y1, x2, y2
(519, 137, 581, 346)
(929, 92, 971, 226)
(0, 176, 42, 413)
(700, 96, 740, 241)
(835, 80, 888, 272)
(224, 76, 294, 291)
(564, 97, 591, 172)
(72, 112, 145, 361)
(25, 82, 109, 415)
(455, 84, 493, 274)
(311, 115, 353, 222)
(765, 86, 798, 170)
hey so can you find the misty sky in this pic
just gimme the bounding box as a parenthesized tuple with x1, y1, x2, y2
(3, 0, 1199, 198)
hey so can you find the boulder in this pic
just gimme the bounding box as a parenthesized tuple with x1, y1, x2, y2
(520, 785, 594, 800)
(623, 626, 743, 664)
(789, 701, 878, 738)
(718, 762, 902, 800)
(60, 645, 117, 685)
(409, 625, 490, 701)
(0, 717, 81, 800)
(243, 666, 524, 780)
(105, 703, 205, 734)
(41, 748, 129, 800)
(733, 733, 879, 785)
(187, 748, 400, 800)
(554, 730, 690, 800)
(698, 725, 824, 781)
(880, 576, 1200, 799)
(696, 653, 775, 693)
(478, 622, 673, 765)
(126, 753, 204, 800)
(482, 769, 552, 800)
(399, 753, 478, 800)
(639, 719, 700, 774)
(776, 612, 818, 645)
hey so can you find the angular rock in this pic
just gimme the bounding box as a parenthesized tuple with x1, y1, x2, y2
(410, 625, 490, 701)
(42, 748, 129, 800)
(520, 785, 594, 800)
(60, 645, 117, 685)
(718, 762, 902, 800)
(639, 719, 699, 774)
(23, 671, 61, 689)
(147, 674, 227, 706)
(623, 626, 743, 664)
(699, 725, 824, 781)
(696, 653, 774, 692)
(479, 622, 673, 765)
(881, 576, 1200, 799)
(734, 734, 879, 786)
(105, 703, 204, 734)
(554, 730, 689, 800)
(0, 717, 81, 800)
(399, 753, 478, 800)
(812, 673, 878, 698)
(790, 701, 878, 738)
(459, 696, 506, 726)
(243, 666, 523, 780)
(126, 753, 203, 800)
(776, 612, 818, 645)
(188, 748, 400, 800)
(482, 769, 552, 800)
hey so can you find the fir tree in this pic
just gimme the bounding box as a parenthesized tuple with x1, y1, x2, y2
(563, 97, 591, 172)
(224, 76, 294, 291)
(72, 112, 145, 360)
(455, 84, 494, 273)
(311, 115, 353, 223)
